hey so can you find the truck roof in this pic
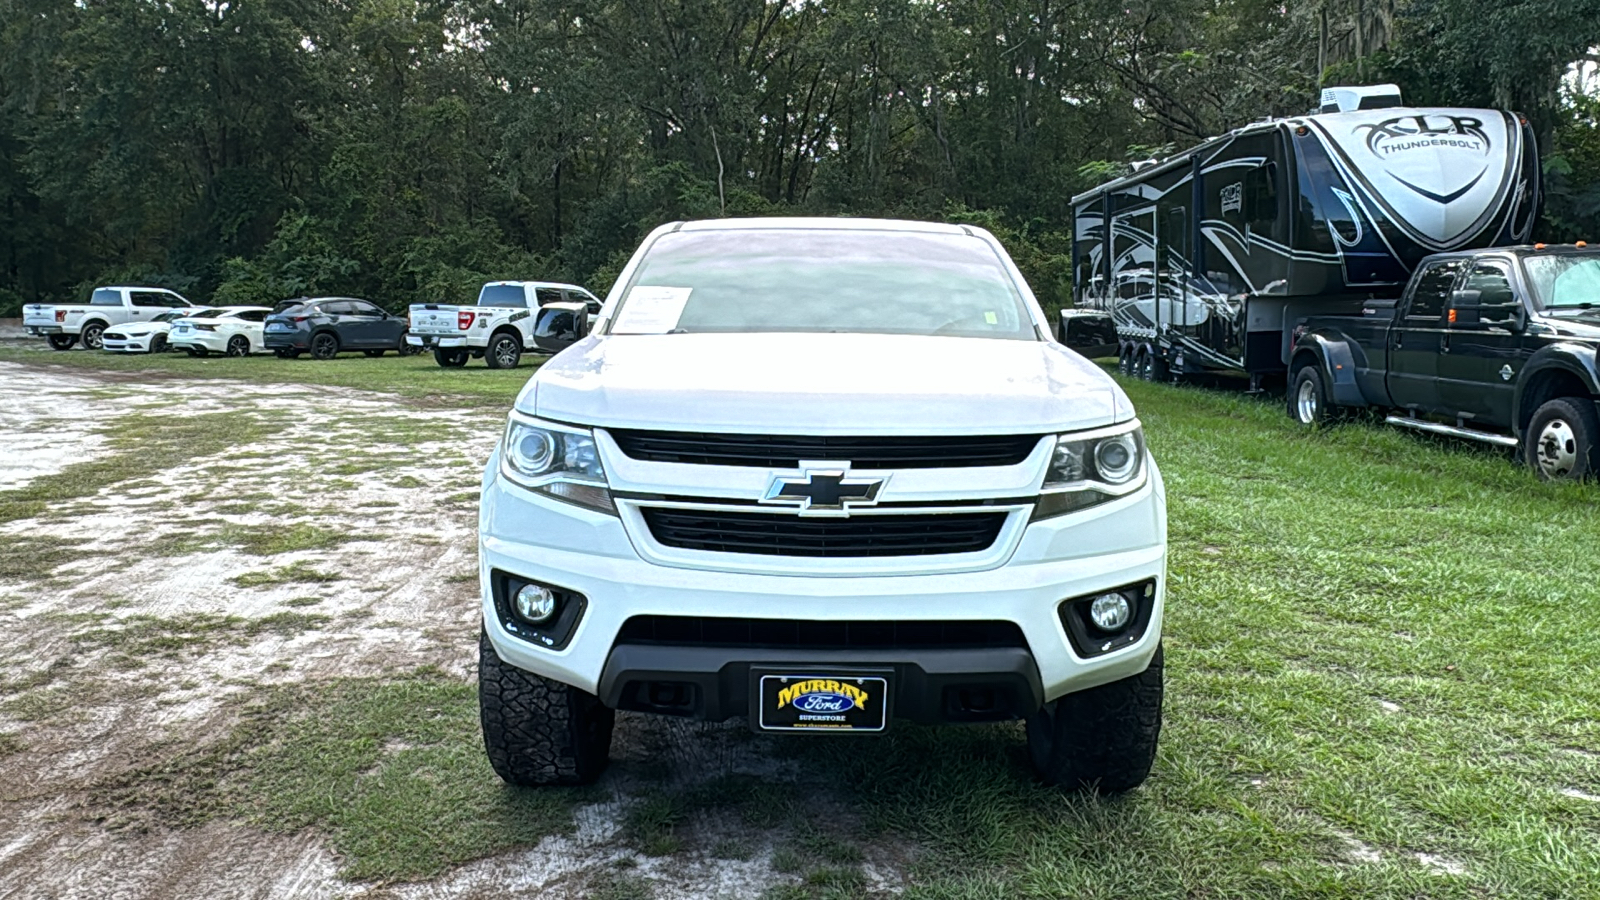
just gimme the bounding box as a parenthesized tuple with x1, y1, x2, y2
(483, 281, 592, 292)
(674, 216, 972, 236)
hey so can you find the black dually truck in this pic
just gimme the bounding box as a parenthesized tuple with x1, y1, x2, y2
(1288, 244, 1600, 479)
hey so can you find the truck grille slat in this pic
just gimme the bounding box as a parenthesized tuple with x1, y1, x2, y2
(641, 508, 1006, 557)
(609, 430, 1040, 469)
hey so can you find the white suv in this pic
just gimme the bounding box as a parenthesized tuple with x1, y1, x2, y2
(478, 218, 1167, 792)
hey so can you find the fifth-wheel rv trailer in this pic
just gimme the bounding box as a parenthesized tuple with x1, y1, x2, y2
(1061, 84, 1541, 386)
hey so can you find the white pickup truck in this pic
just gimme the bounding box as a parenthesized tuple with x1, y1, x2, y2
(406, 281, 602, 369)
(23, 286, 198, 351)
(477, 218, 1168, 794)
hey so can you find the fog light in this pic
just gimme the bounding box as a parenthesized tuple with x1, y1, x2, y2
(514, 584, 557, 623)
(1088, 592, 1132, 631)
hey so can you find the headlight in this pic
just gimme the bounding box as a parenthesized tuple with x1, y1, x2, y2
(500, 415, 615, 514)
(1035, 420, 1147, 519)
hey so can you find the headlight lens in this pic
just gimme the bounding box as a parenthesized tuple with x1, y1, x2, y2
(500, 415, 614, 513)
(1036, 421, 1146, 519)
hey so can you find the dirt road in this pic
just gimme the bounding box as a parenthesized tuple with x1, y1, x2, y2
(0, 360, 905, 899)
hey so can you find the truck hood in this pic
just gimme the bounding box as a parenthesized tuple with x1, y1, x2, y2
(523, 333, 1129, 435)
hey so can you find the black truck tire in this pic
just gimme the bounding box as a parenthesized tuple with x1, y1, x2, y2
(1026, 644, 1163, 794)
(1117, 344, 1135, 376)
(479, 629, 613, 786)
(47, 335, 77, 351)
(80, 321, 107, 351)
(1524, 397, 1600, 481)
(434, 347, 470, 368)
(1139, 345, 1168, 382)
(485, 332, 522, 369)
(1289, 365, 1339, 426)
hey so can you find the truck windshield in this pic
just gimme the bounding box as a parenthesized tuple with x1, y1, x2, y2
(477, 284, 527, 307)
(1524, 254, 1600, 309)
(612, 229, 1037, 340)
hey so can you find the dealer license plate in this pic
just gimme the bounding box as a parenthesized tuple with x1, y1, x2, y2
(755, 671, 889, 732)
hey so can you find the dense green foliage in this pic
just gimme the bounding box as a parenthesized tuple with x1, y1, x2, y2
(1, 0, 1596, 316)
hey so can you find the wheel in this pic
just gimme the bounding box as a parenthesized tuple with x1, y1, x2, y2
(397, 337, 420, 357)
(274, 348, 301, 359)
(80, 321, 106, 351)
(1117, 344, 1134, 375)
(434, 348, 470, 368)
(478, 629, 612, 786)
(150, 334, 167, 354)
(186, 347, 207, 358)
(363, 349, 385, 358)
(310, 332, 340, 360)
(47, 335, 77, 351)
(1288, 365, 1338, 426)
(1026, 644, 1163, 794)
(226, 335, 250, 357)
(485, 332, 522, 369)
(1524, 397, 1600, 481)
(1139, 346, 1169, 382)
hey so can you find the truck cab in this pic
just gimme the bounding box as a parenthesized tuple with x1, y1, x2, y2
(1289, 245, 1600, 479)
(23, 287, 196, 351)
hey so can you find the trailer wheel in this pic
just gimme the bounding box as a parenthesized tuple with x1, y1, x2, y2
(1525, 397, 1600, 481)
(1138, 345, 1168, 382)
(1289, 365, 1338, 426)
(1117, 344, 1135, 376)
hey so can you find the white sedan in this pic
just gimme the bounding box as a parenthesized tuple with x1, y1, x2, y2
(101, 309, 217, 354)
(167, 307, 274, 357)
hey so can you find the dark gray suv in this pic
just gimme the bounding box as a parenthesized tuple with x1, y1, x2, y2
(263, 297, 413, 360)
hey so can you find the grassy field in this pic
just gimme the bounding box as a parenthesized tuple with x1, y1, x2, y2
(4, 346, 1598, 898)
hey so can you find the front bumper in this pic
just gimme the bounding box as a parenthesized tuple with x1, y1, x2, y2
(480, 455, 1167, 723)
(102, 333, 155, 352)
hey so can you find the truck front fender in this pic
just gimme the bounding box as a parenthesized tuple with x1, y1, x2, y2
(1291, 333, 1366, 407)
(1513, 343, 1600, 434)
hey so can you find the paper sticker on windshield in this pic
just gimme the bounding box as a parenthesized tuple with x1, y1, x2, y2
(612, 286, 692, 334)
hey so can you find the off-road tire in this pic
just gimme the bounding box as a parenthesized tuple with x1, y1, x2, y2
(310, 332, 340, 360)
(1289, 365, 1339, 426)
(1026, 644, 1163, 794)
(485, 332, 522, 370)
(47, 335, 77, 351)
(80, 321, 106, 351)
(435, 347, 470, 368)
(226, 335, 250, 357)
(274, 348, 301, 359)
(478, 629, 613, 786)
(1524, 397, 1600, 481)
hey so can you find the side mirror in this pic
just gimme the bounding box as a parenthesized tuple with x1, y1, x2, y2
(1449, 289, 1483, 327)
(531, 303, 587, 353)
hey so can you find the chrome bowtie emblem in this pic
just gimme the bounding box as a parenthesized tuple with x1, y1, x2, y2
(761, 465, 886, 517)
(1500, 364, 1514, 382)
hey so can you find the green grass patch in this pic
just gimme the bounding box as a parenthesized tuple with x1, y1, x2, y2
(223, 523, 355, 556)
(95, 672, 581, 881)
(0, 412, 265, 524)
(72, 612, 329, 656)
(0, 732, 23, 757)
(230, 561, 344, 588)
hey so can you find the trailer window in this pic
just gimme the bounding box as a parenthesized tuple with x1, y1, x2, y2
(1246, 164, 1277, 238)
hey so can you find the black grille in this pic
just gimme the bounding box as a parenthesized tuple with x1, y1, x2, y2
(608, 430, 1041, 469)
(616, 616, 1027, 650)
(641, 507, 1007, 557)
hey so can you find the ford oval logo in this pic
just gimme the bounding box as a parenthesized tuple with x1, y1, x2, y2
(794, 691, 855, 713)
